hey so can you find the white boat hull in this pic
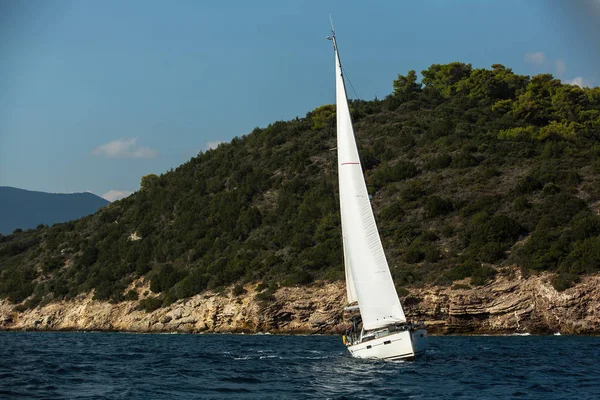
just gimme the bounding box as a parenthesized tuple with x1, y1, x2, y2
(347, 328, 427, 361)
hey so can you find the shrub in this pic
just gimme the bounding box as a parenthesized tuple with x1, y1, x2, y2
(441, 224, 455, 237)
(371, 161, 419, 191)
(423, 245, 440, 263)
(463, 213, 523, 251)
(478, 242, 505, 263)
(13, 304, 28, 312)
(232, 284, 247, 296)
(162, 292, 177, 307)
(283, 269, 313, 286)
(150, 264, 183, 293)
(444, 261, 478, 281)
(551, 273, 578, 292)
(470, 265, 496, 286)
(255, 282, 268, 292)
(379, 203, 404, 221)
(425, 196, 453, 217)
(405, 244, 425, 264)
(513, 195, 531, 211)
(571, 213, 600, 241)
(498, 126, 537, 141)
(43, 257, 64, 273)
(124, 289, 138, 301)
(516, 229, 569, 271)
(310, 104, 335, 130)
(255, 291, 275, 303)
(171, 270, 210, 300)
(451, 283, 471, 290)
(81, 246, 99, 267)
(561, 237, 600, 275)
(420, 230, 439, 242)
(426, 153, 452, 170)
(461, 195, 501, 216)
(138, 297, 163, 312)
(515, 176, 543, 195)
(542, 183, 561, 196)
(537, 121, 577, 141)
(401, 181, 425, 202)
(452, 152, 479, 168)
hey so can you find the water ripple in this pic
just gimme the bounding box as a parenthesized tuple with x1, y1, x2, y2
(0, 332, 599, 399)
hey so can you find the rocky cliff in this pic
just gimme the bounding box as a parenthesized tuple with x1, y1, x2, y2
(1, 270, 599, 335)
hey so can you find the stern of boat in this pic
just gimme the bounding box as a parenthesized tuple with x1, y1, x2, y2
(410, 325, 427, 358)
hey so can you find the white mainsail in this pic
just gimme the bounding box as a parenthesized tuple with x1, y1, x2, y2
(332, 35, 406, 330)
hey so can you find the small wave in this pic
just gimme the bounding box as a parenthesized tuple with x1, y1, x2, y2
(221, 376, 262, 384)
(0, 390, 23, 397)
(211, 387, 252, 393)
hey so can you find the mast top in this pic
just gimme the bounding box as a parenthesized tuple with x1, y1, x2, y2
(326, 15, 336, 41)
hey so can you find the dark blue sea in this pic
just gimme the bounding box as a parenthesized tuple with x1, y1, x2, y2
(1, 332, 599, 399)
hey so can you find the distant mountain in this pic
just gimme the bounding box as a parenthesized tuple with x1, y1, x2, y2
(0, 186, 109, 234)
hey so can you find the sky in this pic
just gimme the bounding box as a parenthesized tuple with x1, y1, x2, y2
(1, 0, 599, 202)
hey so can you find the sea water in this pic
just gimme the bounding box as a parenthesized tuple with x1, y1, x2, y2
(1, 332, 599, 399)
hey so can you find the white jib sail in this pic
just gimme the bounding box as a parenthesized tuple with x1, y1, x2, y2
(333, 38, 406, 330)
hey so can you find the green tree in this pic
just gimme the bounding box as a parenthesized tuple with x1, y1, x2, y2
(311, 104, 336, 130)
(421, 62, 473, 97)
(393, 70, 421, 100)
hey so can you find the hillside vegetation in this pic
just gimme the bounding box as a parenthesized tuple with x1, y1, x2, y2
(1, 62, 600, 310)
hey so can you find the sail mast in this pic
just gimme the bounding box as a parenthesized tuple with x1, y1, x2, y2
(329, 28, 406, 329)
(328, 28, 359, 305)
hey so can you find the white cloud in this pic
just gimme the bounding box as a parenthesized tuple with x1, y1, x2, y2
(524, 52, 545, 64)
(92, 138, 157, 159)
(555, 59, 566, 75)
(565, 76, 591, 87)
(102, 190, 134, 202)
(205, 140, 223, 150)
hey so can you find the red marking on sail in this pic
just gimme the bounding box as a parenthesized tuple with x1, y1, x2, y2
(341, 162, 360, 165)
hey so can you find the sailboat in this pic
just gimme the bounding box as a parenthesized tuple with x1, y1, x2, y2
(328, 29, 427, 361)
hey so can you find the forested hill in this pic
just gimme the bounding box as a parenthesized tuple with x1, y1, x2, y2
(1, 63, 600, 311)
(0, 187, 109, 235)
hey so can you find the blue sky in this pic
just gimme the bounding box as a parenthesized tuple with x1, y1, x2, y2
(1, 0, 598, 201)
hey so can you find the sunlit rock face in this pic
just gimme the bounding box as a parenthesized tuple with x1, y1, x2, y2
(1, 271, 599, 335)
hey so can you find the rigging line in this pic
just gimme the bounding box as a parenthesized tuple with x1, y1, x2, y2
(341, 67, 360, 101)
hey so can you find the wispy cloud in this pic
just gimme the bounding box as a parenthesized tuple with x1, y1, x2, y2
(92, 138, 157, 159)
(205, 140, 223, 150)
(555, 59, 567, 75)
(565, 76, 591, 87)
(524, 52, 546, 64)
(524, 54, 588, 85)
(102, 190, 134, 202)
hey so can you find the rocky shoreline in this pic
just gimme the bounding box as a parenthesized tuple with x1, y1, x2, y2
(1, 270, 599, 335)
